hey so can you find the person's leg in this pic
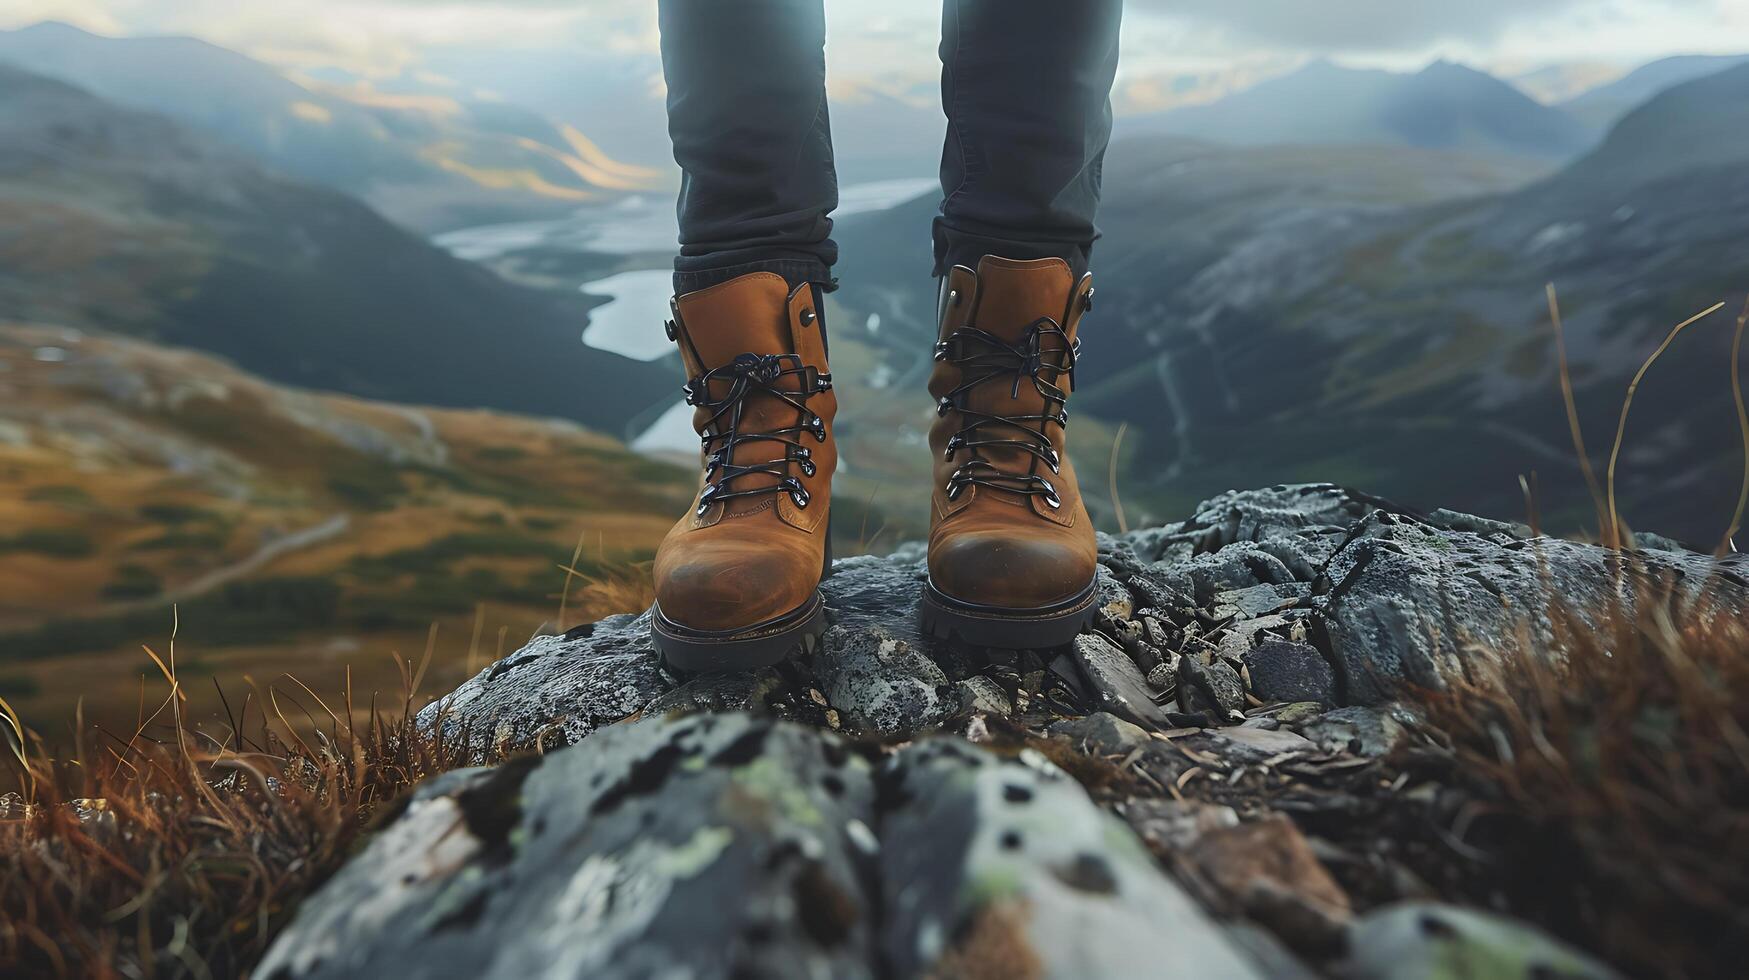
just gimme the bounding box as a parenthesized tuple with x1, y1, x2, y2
(933, 0, 1122, 279)
(658, 0, 838, 294)
(651, 0, 840, 672)
(920, 1, 1121, 648)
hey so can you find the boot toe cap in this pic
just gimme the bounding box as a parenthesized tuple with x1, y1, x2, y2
(927, 530, 1096, 610)
(654, 543, 819, 634)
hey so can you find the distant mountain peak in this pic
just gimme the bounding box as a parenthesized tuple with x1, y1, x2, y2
(1561, 51, 1749, 129)
(1557, 59, 1749, 190)
(14, 19, 96, 37)
(1123, 57, 1596, 161)
(1419, 59, 1485, 79)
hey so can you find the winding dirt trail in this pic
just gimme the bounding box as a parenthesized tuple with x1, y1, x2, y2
(92, 513, 352, 618)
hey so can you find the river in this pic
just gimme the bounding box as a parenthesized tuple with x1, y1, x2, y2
(436, 177, 937, 452)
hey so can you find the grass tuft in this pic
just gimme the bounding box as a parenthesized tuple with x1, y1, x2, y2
(1408, 579, 1749, 979)
(1720, 297, 1749, 556)
(1603, 301, 1725, 549)
(0, 639, 504, 978)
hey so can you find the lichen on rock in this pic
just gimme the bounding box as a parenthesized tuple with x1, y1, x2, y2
(319, 484, 1746, 978)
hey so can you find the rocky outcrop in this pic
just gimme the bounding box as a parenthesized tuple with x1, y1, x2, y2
(418, 483, 1743, 745)
(257, 714, 1261, 980)
(271, 484, 1741, 978)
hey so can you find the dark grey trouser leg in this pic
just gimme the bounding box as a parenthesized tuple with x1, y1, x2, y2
(658, 0, 838, 294)
(934, 0, 1123, 279)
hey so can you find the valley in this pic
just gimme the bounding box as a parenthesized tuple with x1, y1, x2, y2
(2, 22, 1747, 738)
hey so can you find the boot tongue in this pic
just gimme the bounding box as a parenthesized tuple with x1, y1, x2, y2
(967, 257, 1076, 344)
(674, 273, 797, 370)
(672, 273, 807, 515)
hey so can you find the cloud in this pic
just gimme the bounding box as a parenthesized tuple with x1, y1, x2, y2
(1128, 0, 1709, 52)
(4, 1, 656, 76)
(0, 0, 122, 33)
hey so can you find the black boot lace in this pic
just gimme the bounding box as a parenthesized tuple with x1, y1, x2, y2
(935, 318, 1079, 508)
(684, 352, 832, 515)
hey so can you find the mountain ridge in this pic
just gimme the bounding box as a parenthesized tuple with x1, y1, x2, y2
(0, 20, 660, 231)
(0, 63, 675, 436)
(832, 61, 1749, 542)
(1562, 52, 1749, 128)
(1123, 59, 1597, 161)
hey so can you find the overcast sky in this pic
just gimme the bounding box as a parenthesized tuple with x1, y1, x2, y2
(6, 0, 1748, 109)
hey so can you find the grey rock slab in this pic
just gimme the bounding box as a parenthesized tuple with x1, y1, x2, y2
(1093, 562, 1134, 620)
(1422, 509, 1530, 538)
(1174, 484, 1407, 577)
(1180, 654, 1247, 720)
(1204, 726, 1317, 760)
(1628, 531, 1688, 553)
(1320, 511, 1748, 703)
(813, 625, 952, 736)
(1116, 522, 1192, 563)
(1293, 705, 1409, 758)
(1149, 542, 1300, 604)
(1186, 484, 1384, 549)
(1243, 640, 1338, 707)
(819, 553, 929, 645)
(1122, 564, 1201, 616)
(879, 739, 1265, 979)
(262, 713, 1268, 980)
(1217, 582, 1308, 618)
(1048, 711, 1151, 756)
(644, 667, 783, 717)
(418, 611, 672, 751)
(1273, 701, 1328, 727)
(1213, 612, 1295, 662)
(1146, 661, 1178, 693)
(417, 551, 947, 750)
(258, 714, 881, 980)
(956, 675, 1012, 716)
(1107, 616, 1164, 672)
(1069, 633, 1176, 731)
(1340, 902, 1622, 980)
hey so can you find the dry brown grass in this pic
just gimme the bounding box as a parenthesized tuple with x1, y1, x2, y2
(0, 630, 504, 978)
(0, 543, 658, 978)
(1410, 582, 1749, 979)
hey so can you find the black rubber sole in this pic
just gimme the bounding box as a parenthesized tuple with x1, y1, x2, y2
(652, 593, 828, 674)
(918, 576, 1099, 650)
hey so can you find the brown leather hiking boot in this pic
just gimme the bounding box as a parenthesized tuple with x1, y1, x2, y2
(650, 272, 836, 672)
(920, 256, 1099, 648)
